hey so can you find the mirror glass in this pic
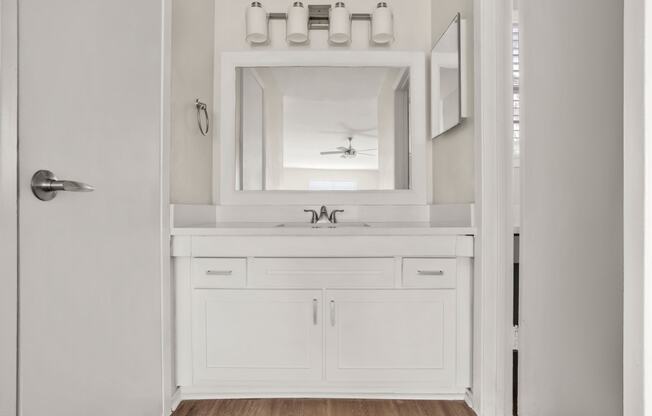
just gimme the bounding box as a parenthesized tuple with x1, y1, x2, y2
(431, 14, 461, 138)
(235, 66, 411, 191)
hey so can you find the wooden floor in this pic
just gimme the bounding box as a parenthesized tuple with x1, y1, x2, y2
(172, 399, 476, 416)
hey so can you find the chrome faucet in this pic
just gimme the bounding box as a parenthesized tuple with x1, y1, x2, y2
(304, 205, 344, 224)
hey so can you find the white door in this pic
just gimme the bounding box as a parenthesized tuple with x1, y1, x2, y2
(519, 0, 623, 415)
(325, 290, 456, 385)
(18, 0, 165, 415)
(192, 290, 323, 383)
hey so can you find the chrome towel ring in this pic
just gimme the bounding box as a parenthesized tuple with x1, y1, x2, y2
(195, 98, 209, 136)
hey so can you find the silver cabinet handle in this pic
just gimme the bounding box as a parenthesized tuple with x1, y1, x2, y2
(417, 270, 445, 276)
(313, 299, 318, 325)
(31, 170, 94, 201)
(205, 270, 232, 276)
(330, 300, 336, 326)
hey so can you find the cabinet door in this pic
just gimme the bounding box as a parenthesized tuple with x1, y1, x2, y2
(325, 290, 455, 385)
(193, 290, 323, 383)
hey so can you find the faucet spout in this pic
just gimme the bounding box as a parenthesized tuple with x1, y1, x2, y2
(316, 205, 331, 224)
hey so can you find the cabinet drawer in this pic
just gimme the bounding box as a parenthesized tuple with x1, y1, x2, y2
(191, 258, 246, 288)
(402, 258, 457, 289)
(248, 258, 395, 289)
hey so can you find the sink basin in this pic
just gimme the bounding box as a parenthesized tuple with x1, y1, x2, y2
(276, 222, 371, 228)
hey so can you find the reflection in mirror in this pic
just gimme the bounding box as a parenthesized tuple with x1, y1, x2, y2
(235, 67, 411, 191)
(431, 13, 461, 138)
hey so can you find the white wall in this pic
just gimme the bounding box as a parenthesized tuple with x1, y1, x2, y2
(519, 0, 623, 415)
(431, 0, 474, 203)
(170, 0, 214, 203)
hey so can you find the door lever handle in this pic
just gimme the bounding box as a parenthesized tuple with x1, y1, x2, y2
(31, 170, 95, 201)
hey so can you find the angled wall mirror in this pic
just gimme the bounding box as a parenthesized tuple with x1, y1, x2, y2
(431, 13, 465, 138)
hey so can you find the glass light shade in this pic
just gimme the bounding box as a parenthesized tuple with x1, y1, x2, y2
(246, 2, 268, 44)
(371, 2, 394, 44)
(329, 2, 351, 44)
(286, 2, 309, 43)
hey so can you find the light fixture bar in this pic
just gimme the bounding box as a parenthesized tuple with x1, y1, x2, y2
(268, 12, 288, 20)
(351, 13, 372, 21)
(247, 2, 392, 44)
(267, 7, 371, 26)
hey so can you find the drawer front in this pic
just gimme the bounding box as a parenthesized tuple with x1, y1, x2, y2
(248, 258, 395, 289)
(192, 258, 246, 288)
(402, 258, 457, 289)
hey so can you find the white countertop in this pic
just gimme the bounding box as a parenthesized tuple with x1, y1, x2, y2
(171, 222, 476, 236)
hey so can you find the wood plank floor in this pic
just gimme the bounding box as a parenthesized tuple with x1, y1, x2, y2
(172, 399, 476, 416)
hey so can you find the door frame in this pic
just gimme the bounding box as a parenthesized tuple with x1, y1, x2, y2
(623, 0, 647, 413)
(472, 0, 515, 414)
(0, 0, 526, 414)
(0, 0, 18, 414)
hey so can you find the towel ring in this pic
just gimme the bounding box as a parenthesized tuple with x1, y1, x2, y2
(195, 99, 209, 136)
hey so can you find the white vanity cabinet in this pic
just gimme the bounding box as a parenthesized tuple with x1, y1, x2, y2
(172, 233, 474, 399)
(192, 290, 323, 383)
(324, 290, 455, 385)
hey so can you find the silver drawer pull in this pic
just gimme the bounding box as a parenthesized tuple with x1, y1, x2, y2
(205, 270, 233, 276)
(313, 299, 318, 325)
(417, 270, 445, 276)
(330, 300, 336, 326)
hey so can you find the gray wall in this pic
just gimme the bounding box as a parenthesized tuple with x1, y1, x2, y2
(170, 0, 215, 204)
(430, 0, 474, 204)
(519, 0, 623, 414)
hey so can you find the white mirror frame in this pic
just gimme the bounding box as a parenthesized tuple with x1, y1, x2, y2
(216, 51, 429, 206)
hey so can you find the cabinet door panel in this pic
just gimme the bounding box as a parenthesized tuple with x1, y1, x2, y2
(193, 290, 323, 383)
(325, 290, 455, 385)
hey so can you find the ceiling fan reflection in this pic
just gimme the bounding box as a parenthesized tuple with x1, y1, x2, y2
(319, 137, 377, 159)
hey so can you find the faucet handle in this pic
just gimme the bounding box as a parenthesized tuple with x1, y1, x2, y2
(304, 209, 319, 224)
(329, 209, 345, 224)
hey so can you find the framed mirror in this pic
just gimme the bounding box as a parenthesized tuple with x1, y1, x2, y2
(431, 13, 463, 138)
(219, 52, 427, 205)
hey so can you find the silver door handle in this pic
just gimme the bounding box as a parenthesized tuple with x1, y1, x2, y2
(31, 170, 94, 201)
(330, 300, 336, 326)
(417, 270, 445, 276)
(313, 298, 318, 325)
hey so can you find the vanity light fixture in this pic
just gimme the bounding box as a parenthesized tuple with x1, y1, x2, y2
(246, 2, 394, 45)
(328, 2, 351, 44)
(286, 2, 309, 43)
(246, 1, 269, 44)
(371, 2, 394, 44)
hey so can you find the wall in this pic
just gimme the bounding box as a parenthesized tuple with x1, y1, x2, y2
(430, 0, 474, 203)
(170, 0, 215, 203)
(519, 0, 623, 414)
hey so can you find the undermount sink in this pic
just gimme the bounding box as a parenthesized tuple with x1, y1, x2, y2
(275, 222, 371, 228)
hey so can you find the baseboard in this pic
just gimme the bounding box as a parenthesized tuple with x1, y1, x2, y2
(464, 389, 474, 411)
(177, 386, 468, 402)
(170, 387, 182, 414)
